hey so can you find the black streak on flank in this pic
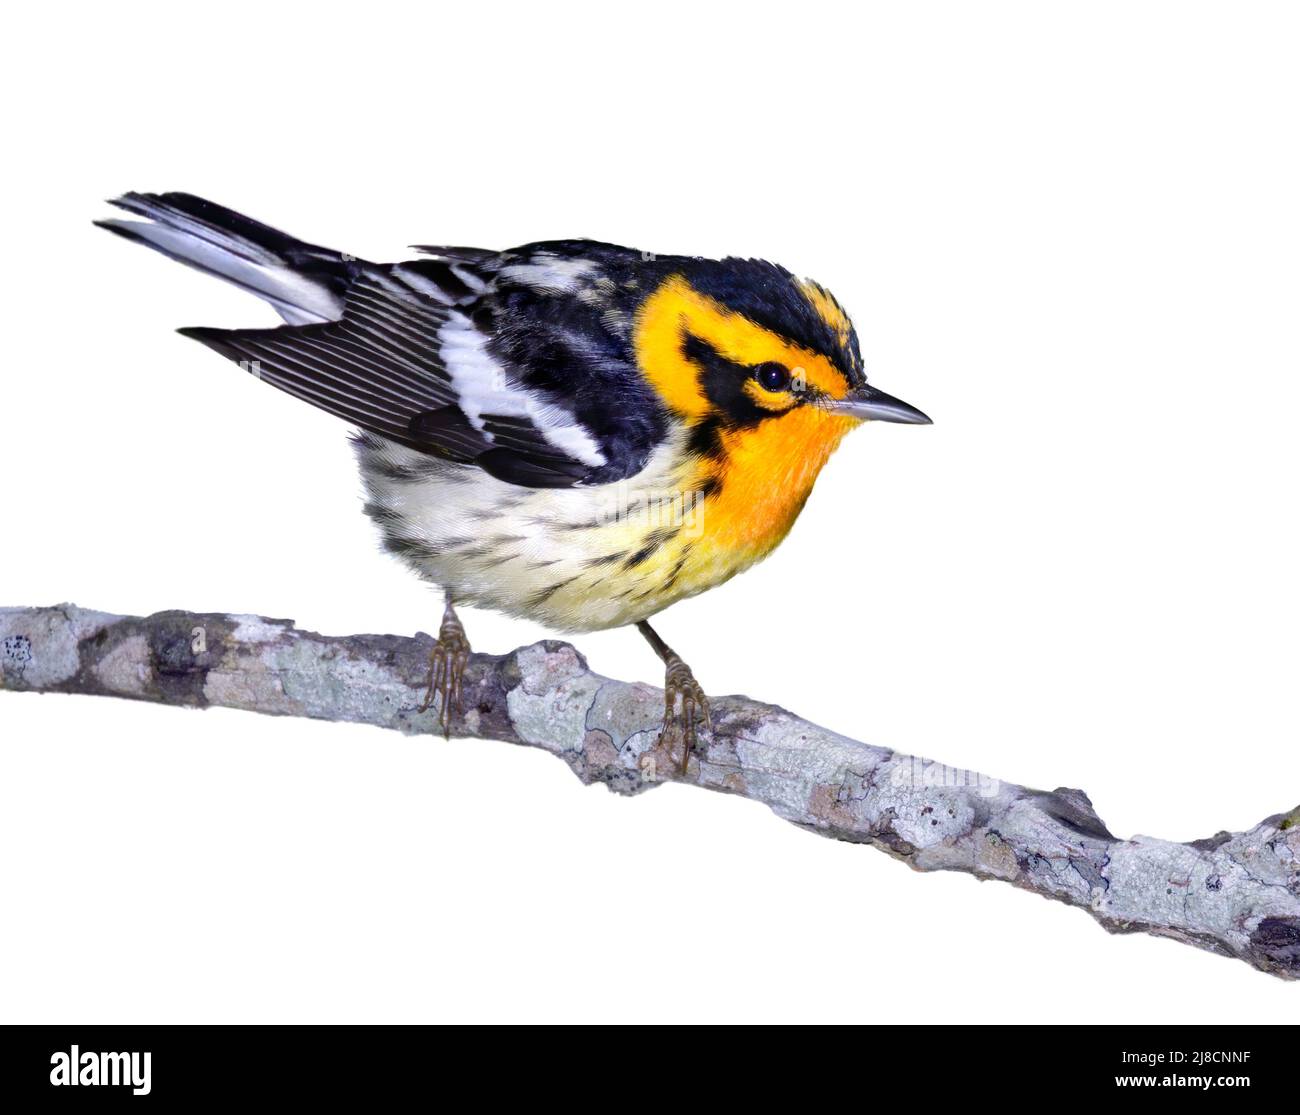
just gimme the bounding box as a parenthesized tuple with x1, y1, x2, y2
(362, 502, 404, 527)
(621, 527, 678, 572)
(383, 535, 441, 563)
(528, 575, 580, 609)
(662, 549, 692, 591)
(621, 543, 658, 571)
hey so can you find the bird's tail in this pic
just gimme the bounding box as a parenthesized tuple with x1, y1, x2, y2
(95, 192, 358, 325)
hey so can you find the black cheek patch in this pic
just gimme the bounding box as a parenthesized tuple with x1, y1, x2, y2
(681, 334, 771, 427)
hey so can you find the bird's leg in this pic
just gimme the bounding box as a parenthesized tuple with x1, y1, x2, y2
(636, 619, 711, 774)
(419, 597, 472, 737)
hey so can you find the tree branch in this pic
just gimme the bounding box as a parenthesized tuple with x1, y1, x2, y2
(2, 603, 1297, 979)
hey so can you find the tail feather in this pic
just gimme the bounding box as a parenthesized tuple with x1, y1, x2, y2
(95, 192, 359, 325)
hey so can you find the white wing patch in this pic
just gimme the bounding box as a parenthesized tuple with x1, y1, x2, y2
(387, 267, 456, 303)
(436, 313, 607, 468)
(450, 264, 489, 294)
(499, 255, 600, 294)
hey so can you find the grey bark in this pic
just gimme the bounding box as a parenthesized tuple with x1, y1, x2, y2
(2, 603, 1297, 981)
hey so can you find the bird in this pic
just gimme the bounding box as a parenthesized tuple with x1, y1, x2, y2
(97, 192, 930, 771)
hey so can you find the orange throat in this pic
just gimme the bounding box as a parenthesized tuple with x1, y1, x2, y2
(700, 407, 858, 559)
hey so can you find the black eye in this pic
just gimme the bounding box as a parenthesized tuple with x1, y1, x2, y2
(754, 362, 790, 392)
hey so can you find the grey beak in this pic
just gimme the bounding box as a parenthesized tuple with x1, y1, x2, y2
(827, 384, 932, 424)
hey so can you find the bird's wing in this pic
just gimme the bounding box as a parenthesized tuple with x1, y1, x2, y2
(180, 267, 613, 488)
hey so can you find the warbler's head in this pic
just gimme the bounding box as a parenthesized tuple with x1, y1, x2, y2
(632, 260, 930, 453)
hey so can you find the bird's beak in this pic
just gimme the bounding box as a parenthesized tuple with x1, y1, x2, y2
(826, 384, 932, 424)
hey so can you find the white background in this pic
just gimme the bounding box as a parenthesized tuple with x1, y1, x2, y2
(2, 1, 1297, 1022)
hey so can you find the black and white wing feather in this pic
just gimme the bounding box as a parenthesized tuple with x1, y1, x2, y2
(97, 193, 611, 488)
(181, 275, 604, 487)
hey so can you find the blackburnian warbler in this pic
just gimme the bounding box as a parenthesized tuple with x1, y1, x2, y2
(98, 192, 930, 770)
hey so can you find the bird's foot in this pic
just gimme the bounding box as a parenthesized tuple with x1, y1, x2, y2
(418, 603, 471, 737)
(660, 651, 711, 774)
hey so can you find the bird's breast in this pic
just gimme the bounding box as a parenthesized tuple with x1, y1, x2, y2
(704, 407, 858, 556)
(356, 412, 854, 632)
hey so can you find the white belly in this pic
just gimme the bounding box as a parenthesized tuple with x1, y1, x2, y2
(353, 433, 733, 632)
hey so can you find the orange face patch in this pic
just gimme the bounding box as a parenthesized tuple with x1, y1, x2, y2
(632, 274, 854, 418)
(627, 273, 864, 573)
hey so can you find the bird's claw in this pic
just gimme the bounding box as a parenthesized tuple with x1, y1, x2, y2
(661, 653, 711, 773)
(419, 613, 471, 737)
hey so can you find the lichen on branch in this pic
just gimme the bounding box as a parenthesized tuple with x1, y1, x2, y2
(2, 603, 1297, 980)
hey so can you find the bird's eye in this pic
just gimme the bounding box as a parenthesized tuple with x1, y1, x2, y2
(753, 362, 790, 392)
